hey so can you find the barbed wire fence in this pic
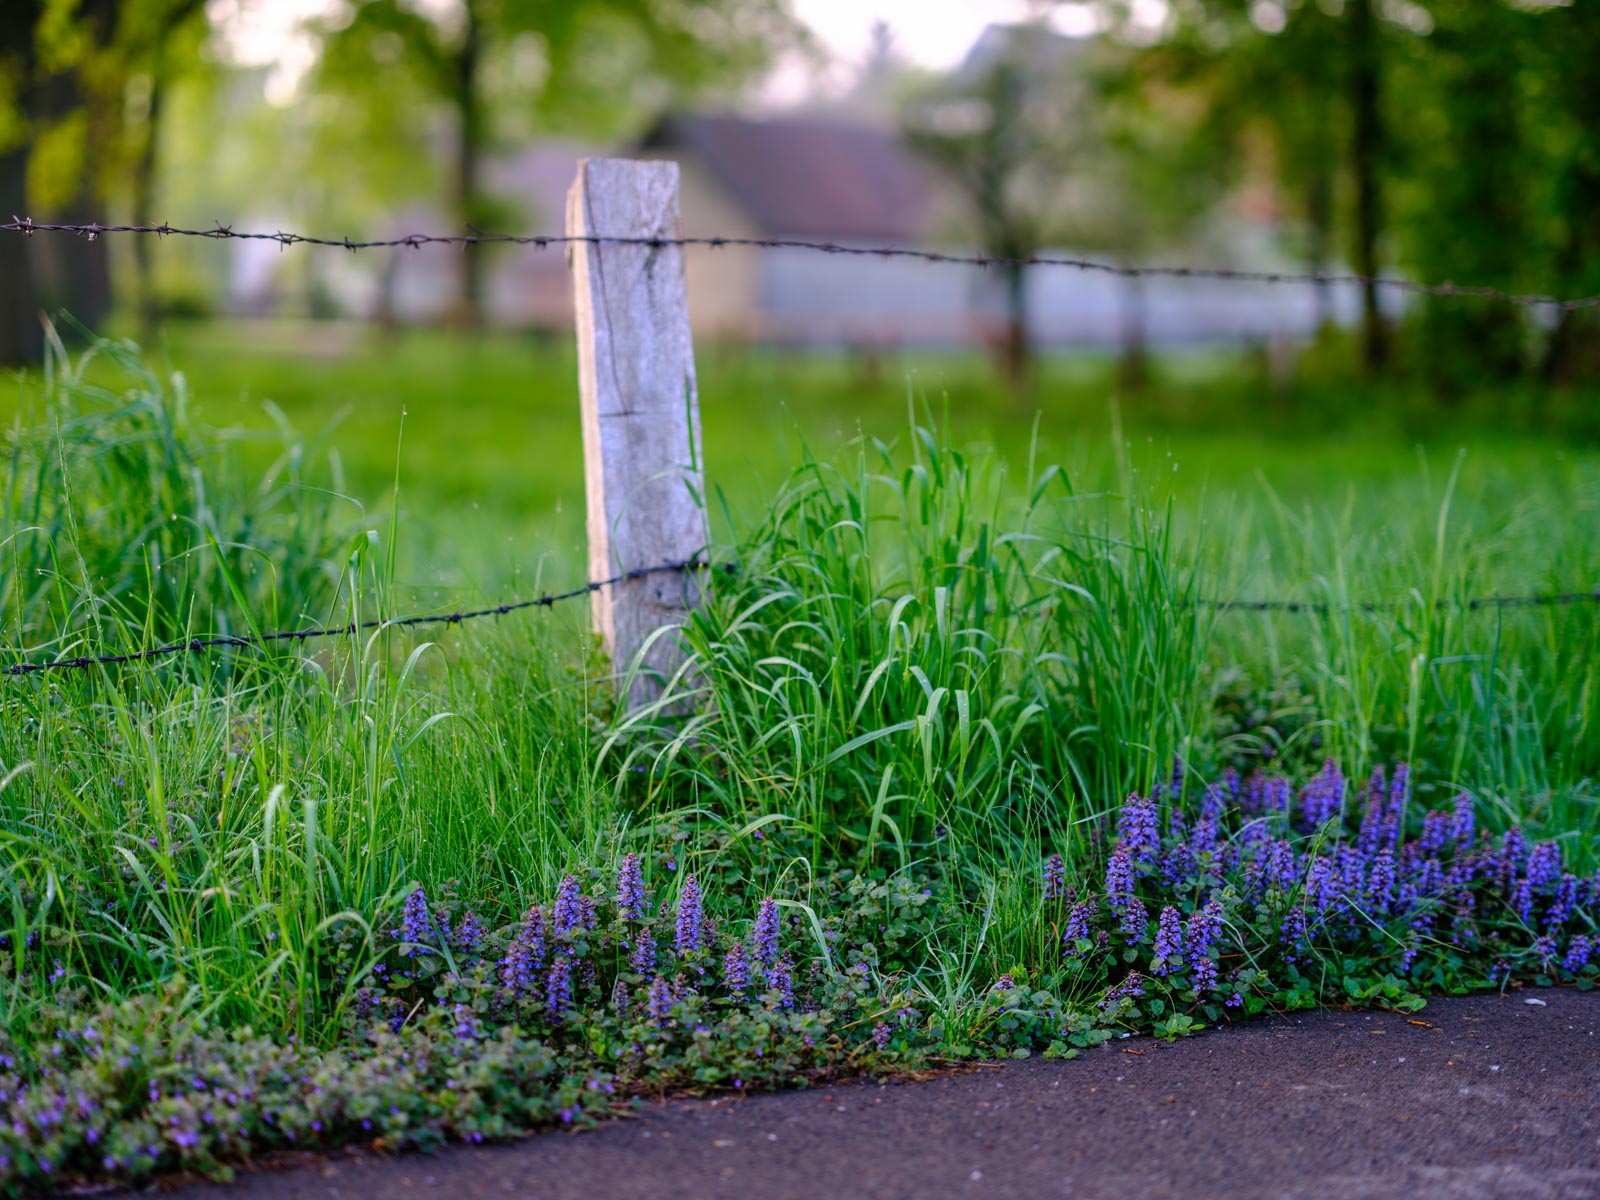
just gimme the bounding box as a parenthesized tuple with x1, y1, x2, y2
(3, 204, 1598, 680)
(5, 217, 1600, 310)
(2, 560, 722, 678)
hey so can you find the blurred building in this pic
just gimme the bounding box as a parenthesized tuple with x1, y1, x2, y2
(635, 113, 976, 345)
(240, 23, 1364, 349)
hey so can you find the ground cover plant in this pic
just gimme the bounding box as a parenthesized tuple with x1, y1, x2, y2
(0, 336, 1596, 1194)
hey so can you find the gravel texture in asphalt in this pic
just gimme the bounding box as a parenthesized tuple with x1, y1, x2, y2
(164, 989, 1600, 1200)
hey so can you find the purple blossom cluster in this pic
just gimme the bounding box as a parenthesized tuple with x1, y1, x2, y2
(616, 853, 648, 922)
(1051, 762, 1597, 1012)
(1043, 854, 1065, 900)
(372, 859, 805, 1047)
(674, 874, 705, 959)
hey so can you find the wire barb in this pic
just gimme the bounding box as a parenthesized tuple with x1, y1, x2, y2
(3, 219, 1598, 309)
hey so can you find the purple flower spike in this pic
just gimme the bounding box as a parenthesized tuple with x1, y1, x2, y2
(1564, 935, 1593, 974)
(500, 941, 538, 996)
(1151, 905, 1183, 976)
(629, 924, 657, 975)
(1298, 760, 1345, 829)
(675, 874, 705, 958)
(1368, 849, 1397, 913)
(1118, 895, 1149, 941)
(1099, 971, 1146, 1013)
(753, 898, 781, 967)
(1499, 827, 1528, 887)
(1043, 853, 1065, 900)
(767, 954, 795, 1009)
(1117, 794, 1160, 871)
(1279, 906, 1308, 963)
(723, 939, 750, 998)
(1357, 766, 1390, 857)
(394, 887, 432, 956)
(1527, 842, 1563, 891)
(1450, 793, 1475, 847)
(545, 955, 574, 1023)
(1105, 844, 1135, 903)
(1420, 811, 1452, 856)
(454, 910, 484, 952)
(1062, 899, 1094, 957)
(647, 975, 674, 1026)
(553, 874, 586, 936)
(617, 853, 648, 921)
(1546, 874, 1579, 928)
(1184, 897, 1225, 983)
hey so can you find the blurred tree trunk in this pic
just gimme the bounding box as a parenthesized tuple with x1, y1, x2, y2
(32, 67, 114, 334)
(131, 0, 208, 344)
(0, 146, 42, 365)
(451, 0, 483, 329)
(1349, 0, 1388, 373)
(27, 0, 116, 339)
(1000, 259, 1030, 389)
(131, 69, 163, 343)
(1116, 271, 1147, 392)
(1307, 160, 1334, 334)
(0, 3, 41, 365)
(1539, 4, 1600, 386)
(1411, 4, 1529, 396)
(1541, 230, 1600, 385)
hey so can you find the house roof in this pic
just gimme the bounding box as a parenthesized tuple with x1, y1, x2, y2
(958, 22, 1084, 81)
(641, 114, 934, 244)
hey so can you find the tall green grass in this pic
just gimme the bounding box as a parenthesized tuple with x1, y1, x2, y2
(0, 337, 1595, 1054)
(2, 332, 346, 660)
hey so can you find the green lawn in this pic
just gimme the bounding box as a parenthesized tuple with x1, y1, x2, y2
(15, 320, 1594, 593)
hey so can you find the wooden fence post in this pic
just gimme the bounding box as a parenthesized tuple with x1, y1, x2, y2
(567, 158, 706, 706)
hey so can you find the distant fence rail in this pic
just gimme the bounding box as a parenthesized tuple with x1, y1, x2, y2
(5, 217, 1599, 311)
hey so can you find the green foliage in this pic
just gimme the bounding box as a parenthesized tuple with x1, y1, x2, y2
(0, 331, 345, 657)
(0, 338, 1597, 1191)
(301, 0, 801, 318)
(1133, 0, 1600, 382)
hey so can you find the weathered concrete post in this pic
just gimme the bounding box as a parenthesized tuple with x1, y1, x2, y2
(567, 158, 706, 706)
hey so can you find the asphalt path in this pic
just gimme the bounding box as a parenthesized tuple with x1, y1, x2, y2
(162, 988, 1600, 1200)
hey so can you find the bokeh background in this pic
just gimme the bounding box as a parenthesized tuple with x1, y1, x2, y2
(2, 0, 1598, 577)
(6, 2, 1600, 356)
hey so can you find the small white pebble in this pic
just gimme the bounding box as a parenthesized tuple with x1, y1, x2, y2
(767, 1134, 777, 1141)
(1525, 998, 1547, 1007)
(970, 1170, 983, 1181)
(1490, 1065, 1501, 1072)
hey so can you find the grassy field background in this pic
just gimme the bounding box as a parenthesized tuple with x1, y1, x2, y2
(14, 320, 1595, 591)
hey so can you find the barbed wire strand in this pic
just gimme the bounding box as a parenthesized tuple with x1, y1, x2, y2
(5, 218, 1597, 311)
(4, 558, 710, 678)
(9, 565, 1595, 678)
(1203, 589, 1600, 614)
